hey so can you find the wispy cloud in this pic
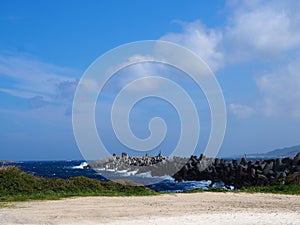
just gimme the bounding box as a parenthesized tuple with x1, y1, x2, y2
(0, 53, 79, 112)
(28, 96, 50, 109)
(229, 103, 255, 119)
(0, 87, 37, 99)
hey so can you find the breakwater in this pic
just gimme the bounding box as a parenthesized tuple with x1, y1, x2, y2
(90, 152, 187, 176)
(90, 152, 300, 188)
(173, 153, 300, 188)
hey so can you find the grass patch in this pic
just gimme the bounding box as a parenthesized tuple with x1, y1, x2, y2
(186, 187, 229, 193)
(185, 179, 300, 195)
(238, 184, 300, 195)
(238, 174, 300, 195)
(0, 166, 157, 202)
(186, 184, 300, 195)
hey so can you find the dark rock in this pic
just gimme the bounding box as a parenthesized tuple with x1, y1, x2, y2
(268, 170, 274, 176)
(240, 157, 247, 165)
(232, 160, 238, 166)
(256, 169, 263, 174)
(286, 172, 300, 185)
(293, 153, 300, 166)
(250, 168, 256, 178)
(263, 163, 272, 175)
(83, 164, 91, 169)
(275, 171, 287, 179)
(282, 157, 293, 165)
(257, 174, 268, 185)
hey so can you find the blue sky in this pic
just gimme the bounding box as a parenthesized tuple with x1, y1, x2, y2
(1, 0, 300, 160)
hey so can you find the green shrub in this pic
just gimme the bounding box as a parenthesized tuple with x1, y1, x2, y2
(239, 184, 300, 195)
(0, 167, 156, 201)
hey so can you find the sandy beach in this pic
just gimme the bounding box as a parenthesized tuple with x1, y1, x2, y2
(0, 192, 299, 225)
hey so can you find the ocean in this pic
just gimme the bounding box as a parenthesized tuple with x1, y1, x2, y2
(4, 160, 220, 192)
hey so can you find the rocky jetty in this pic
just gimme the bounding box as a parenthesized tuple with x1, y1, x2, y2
(90, 152, 187, 176)
(173, 153, 300, 188)
(89, 152, 300, 188)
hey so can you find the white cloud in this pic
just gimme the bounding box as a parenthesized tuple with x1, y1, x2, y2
(225, 0, 300, 62)
(256, 58, 300, 119)
(160, 20, 223, 71)
(158, 1, 300, 121)
(119, 63, 166, 92)
(229, 103, 255, 118)
(114, 55, 169, 92)
(160, 1, 300, 66)
(225, 0, 300, 120)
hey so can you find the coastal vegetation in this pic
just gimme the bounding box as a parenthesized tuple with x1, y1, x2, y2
(187, 183, 300, 195)
(0, 166, 156, 202)
(238, 184, 300, 195)
(186, 172, 300, 195)
(238, 171, 300, 194)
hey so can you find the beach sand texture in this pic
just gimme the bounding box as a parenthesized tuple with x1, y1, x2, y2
(1, 192, 299, 225)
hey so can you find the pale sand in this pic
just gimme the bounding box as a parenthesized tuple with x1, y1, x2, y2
(0, 192, 300, 225)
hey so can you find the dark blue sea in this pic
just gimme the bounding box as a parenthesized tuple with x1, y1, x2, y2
(3, 160, 222, 192)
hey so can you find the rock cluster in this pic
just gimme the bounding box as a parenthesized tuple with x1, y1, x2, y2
(90, 152, 187, 176)
(89, 152, 300, 188)
(91, 152, 166, 169)
(173, 153, 300, 188)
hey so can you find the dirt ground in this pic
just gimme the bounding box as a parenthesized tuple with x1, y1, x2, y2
(0, 192, 299, 225)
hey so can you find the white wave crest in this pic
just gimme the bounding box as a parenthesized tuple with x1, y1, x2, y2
(72, 162, 89, 169)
